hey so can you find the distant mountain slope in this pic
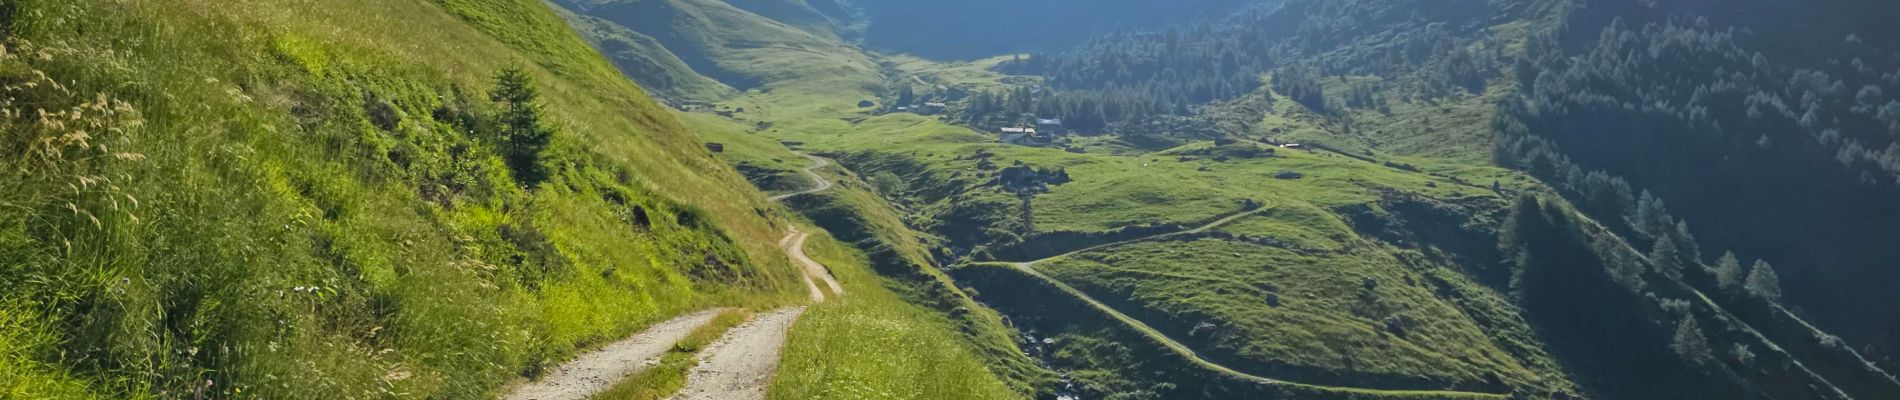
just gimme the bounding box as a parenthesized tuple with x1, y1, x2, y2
(557, 7, 736, 103)
(1497, 0, 1900, 376)
(553, 0, 880, 93)
(723, 0, 861, 39)
(849, 0, 1269, 59)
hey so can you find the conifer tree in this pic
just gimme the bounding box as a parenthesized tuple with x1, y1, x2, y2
(491, 68, 554, 188)
(1673, 318, 1712, 365)
(1713, 252, 1745, 290)
(1651, 234, 1684, 279)
(1745, 260, 1785, 302)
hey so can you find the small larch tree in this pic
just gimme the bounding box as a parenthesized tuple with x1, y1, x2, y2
(1713, 251, 1746, 291)
(1650, 234, 1685, 279)
(1745, 260, 1785, 303)
(1673, 317, 1713, 365)
(491, 68, 554, 189)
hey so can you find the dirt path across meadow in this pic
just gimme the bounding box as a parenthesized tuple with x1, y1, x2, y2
(768, 154, 833, 201)
(502, 309, 729, 400)
(667, 154, 844, 399)
(507, 153, 845, 400)
(784, 228, 844, 301)
(666, 308, 807, 400)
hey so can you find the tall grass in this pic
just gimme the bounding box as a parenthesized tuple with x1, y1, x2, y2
(0, 0, 803, 398)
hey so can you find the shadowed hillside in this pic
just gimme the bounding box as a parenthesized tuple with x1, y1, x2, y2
(851, 0, 1268, 60)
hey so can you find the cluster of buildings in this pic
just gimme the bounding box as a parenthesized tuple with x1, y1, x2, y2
(891, 102, 950, 115)
(998, 118, 1069, 146)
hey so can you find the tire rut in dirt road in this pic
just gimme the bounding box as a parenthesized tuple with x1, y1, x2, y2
(667, 307, 807, 400)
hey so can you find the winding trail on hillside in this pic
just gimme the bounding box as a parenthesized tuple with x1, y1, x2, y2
(767, 153, 844, 302)
(507, 154, 844, 400)
(668, 153, 844, 400)
(997, 262, 1502, 399)
(768, 153, 833, 201)
(783, 227, 844, 302)
(502, 309, 730, 400)
(997, 206, 1510, 399)
(1009, 206, 1269, 266)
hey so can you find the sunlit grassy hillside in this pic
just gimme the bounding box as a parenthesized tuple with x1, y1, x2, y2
(682, 109, 1052, 398)
(770, 227, 1026, 400)
(553, 0, 881, 94)
(0, 0, 808, 398)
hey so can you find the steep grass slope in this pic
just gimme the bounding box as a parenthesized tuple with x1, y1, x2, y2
(553, 0, 880, 93)
(683, 113, 1053, 398)
(768, 227, 1025, 400)
(0, 0, 807, 398)
(556, 7, 735, 103)
(850, 0, 1267, 59)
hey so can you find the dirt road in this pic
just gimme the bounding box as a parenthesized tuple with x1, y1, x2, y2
(784, 228, 844, 301)
(667, 308, 807, 400)
(665, 155, 844, 399)
(768, 154, 833, 201)
(503, 309, 729, 400)
(509, 152, 845, 400)
(1017, 206, 1270, 267)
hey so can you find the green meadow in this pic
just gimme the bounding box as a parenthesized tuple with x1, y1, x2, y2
(629, 3, 1576, 393)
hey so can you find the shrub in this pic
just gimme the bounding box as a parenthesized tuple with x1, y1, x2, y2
(1712, 252, 1745, 291)
(1731, 343, 1757, 366)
